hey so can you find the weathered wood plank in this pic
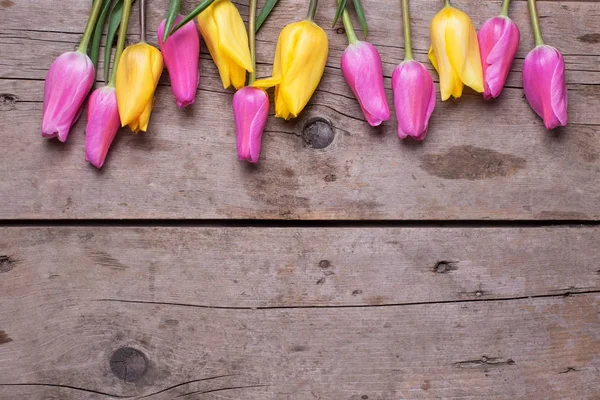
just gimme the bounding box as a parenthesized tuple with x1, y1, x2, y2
(1, 227, 599, 307)
(0, 0, 599, 220)
(1, 227, 599, 399)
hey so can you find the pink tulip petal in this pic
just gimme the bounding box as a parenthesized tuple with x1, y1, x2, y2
(158, 16, 200, 108)
(341, 41, 390, 127)
(551, 52, 568, 127)
(392, 60, 436, 141)
(233, 87, 269, 163)
(85, 87, 120, 169)
(41, 52, 95, 142)
(478, 16, 520, 100)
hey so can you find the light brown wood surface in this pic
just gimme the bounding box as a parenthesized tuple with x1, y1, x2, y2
(0, 0, 598, 220)
(0, 227, 599, 399)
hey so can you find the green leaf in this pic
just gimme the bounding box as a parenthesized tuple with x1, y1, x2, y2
(162, 0, 181, 42)
(332, 0, 347, 28)
(352, 0, 368, 38)
(90, 0, 113, 69)
(256, 0, 280, 32)
(104, 0, 124, 83)
(170, 0, 216, 37)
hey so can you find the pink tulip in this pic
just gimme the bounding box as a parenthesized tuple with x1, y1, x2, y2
(41, 51, 95, 142)
(523, 45, 568, 130)
(158, 15, 200, 108)
(233, 87, 269, 163)
(85, 86, 120, 169)
(478, 16, 520, 100)
(341, 41, 390, 127)
(392, 60, 436, 141)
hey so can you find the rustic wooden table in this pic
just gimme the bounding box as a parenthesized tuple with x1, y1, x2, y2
(1, 0, 599, 399)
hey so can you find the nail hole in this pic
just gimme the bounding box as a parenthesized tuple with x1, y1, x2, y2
(433, 260, 458, 274)
(0, 256, 15, 273)
(0, 93, 17, 111)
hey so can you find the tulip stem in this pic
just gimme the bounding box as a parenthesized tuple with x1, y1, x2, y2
(340, 5, 358, 44)
(500, 0, 511, 17)
(443, 0, 450, 7)
(78, 0, 104, 53)
(108, 0, 133, 87)
(401, 0, 413, 60)
(248, 0, 258, 84)
(140, 0, 147, 42)
(306, 0, 318, 21)
(527, 0, 544, 46)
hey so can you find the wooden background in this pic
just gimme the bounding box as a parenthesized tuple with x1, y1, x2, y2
(0, 0, 599, 399)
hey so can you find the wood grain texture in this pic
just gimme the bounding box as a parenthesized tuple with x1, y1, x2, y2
(0, 0, 599, 220)
(0, 227, 599, 399)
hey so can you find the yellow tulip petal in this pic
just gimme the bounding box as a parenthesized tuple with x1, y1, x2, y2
(198, 5, 231, 89)
(214, 0, 253, 73)
(444, 7, 483, 94)
(430, 9, 462, 101)
(229, 60, 248, 90)
(116, 43, 155, 127)
(137, 96, 155, 133)
(274, 20, 328, 119)
(252, 76, 281, 90)
(428, 46, 438, 71)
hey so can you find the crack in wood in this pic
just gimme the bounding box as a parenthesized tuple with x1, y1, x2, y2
(454, 356, 516, 369)
(176, 384, 269, 399)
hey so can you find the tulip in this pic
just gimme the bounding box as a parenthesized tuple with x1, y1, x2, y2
(522, 0, 567, 130)
(273, 20, 329, 120)
(341, 41, 390, 127)
(158, 15, 200, 108)
(116, 42, 164, 133)
(392, 60, 436, 141)
(523, 45, 567, 130)
(478, 16, 520, 100)
(233, 87, 269, 163)
(41, 52, 96, 142)
(429, 1, 483, 101)
(197, 0, 253, 90)
(85, 87, 120, 169)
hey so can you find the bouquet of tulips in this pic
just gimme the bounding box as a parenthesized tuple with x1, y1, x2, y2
(40, 0, 567, 168)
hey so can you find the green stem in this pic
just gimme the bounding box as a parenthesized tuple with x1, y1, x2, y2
(306, 0, 318, 21)
(248, 0, 257, 84)
(443, 0, 450, 7)
(78, 0, 105, 53)
(527, 0, 544, 46)
(500, 0, 511, 17)
(341, 6, 358, 44)
(401, 0, 412, 60)
(139, 0, 146, 42)
(108, 0, 133, 87)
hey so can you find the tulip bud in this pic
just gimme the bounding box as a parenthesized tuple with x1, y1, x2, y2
(273, 20, 329, 120)
(341, 41, 390, 127)
(158, 15, 200, 108)
(478, 16, 520, 100)
(429, 4, 483, 100)
(116, 42, 164, 133)
(85, 86, 120, 169)
(392, 60, 436, 141)
(41, 51, 95, 142)
(233, 87, 269, 164)
(197, 0, 253, 90)
(523, 45, 568, 130)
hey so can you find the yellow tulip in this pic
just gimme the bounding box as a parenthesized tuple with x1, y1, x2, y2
(428, 3, 483, 101)
(197, 0, 253, 90)
(116, 42, 163, 133)
(273, 20, 328, 120)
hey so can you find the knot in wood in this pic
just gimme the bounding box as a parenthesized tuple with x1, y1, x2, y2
(303, 118, 334, 149)
(0, 256, 14, 273)
(110, 347, 148, 382)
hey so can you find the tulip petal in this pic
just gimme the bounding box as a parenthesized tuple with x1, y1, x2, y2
(41, 52, 95, 142)
(85, 86, 120, 169)
(233, 87, 269, 163)
(551, 52, 568, 127)
(341, 41, 390, 126)
(116, 43, 163, 132)
(198, 5, 232, 88)
(430, 10, 462, 100)
(158, 16, 200, 108)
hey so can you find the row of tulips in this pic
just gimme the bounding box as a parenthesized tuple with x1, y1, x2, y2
(41, 0, 567, 168)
